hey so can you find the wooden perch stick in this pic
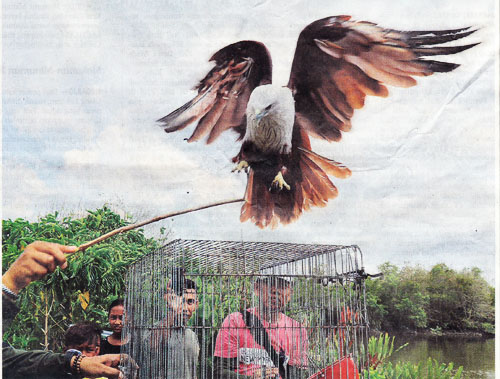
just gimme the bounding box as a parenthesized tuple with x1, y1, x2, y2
(75, 198, 245, 252)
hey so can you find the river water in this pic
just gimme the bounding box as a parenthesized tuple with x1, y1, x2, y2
(389, 335, 495, 378)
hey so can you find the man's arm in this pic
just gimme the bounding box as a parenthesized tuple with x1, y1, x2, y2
(2, 345, 68, 378)
(2, 241, 79, 378)
(2, 293, 20, 331)
(2, 241, 77, 294)
(1, 241, 124, 379)
(2, 346, 124, 378)
(2, 241, 77, 331)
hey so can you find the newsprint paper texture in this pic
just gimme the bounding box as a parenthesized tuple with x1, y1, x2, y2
(2, 0, 498, 373)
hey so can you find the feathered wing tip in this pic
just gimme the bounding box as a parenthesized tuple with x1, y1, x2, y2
(240, 149, 351, 228)
(405, 27, 477, 46)
(288, 18, 479, 143)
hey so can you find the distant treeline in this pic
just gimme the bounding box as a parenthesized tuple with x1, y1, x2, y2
(365, 262, 495, 335)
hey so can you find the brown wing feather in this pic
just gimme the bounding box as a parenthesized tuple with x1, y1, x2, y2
(158, 41, 272, 143)
(207, 78, 252, 143)
(288, 16, 478, 142)
(187, 97, 227, 142)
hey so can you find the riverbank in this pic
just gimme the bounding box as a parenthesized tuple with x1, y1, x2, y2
(370, 328, 494, 339)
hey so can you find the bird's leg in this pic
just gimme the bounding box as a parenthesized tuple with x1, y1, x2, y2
(270, 167, 291, 191)
(232, 160, 249, 173)
(231, 150, 250, 173)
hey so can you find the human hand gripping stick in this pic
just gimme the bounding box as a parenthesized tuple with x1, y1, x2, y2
(2, 241, 134, 379)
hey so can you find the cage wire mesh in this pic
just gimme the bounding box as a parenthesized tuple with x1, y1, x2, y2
(121, 239, 370, 378)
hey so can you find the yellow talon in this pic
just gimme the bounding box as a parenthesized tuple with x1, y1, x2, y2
(232, 160, 249, 173)
(271, 171, 291, 191)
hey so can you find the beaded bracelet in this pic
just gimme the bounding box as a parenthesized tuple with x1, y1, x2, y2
(75, 355, 84, 376)
(71, 354, 84, 376)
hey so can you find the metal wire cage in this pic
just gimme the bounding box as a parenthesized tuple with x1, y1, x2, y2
(121, 239, 370, 378)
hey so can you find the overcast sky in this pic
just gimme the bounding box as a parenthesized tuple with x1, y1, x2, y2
(2, 0, 498, 283)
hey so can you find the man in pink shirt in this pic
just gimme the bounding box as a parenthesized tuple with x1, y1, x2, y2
(213, 277, 308, 378)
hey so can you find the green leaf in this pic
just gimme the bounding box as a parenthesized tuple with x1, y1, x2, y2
(2, 206, 161, 350)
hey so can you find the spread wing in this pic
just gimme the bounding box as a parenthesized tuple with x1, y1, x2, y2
(158, 41, 272, 143)
(288, 15, 478, 142)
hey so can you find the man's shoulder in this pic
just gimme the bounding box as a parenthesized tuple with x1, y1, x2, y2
(218, 310, 251, 329)
(225, 310, 248, 321)
(180, 328, 199, 346)
(185, 327, 197, 338)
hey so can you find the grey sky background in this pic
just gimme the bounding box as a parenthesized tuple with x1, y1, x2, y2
(2, 0, 498, 283)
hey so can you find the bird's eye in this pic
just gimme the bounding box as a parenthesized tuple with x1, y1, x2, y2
(264, 104, 273, 111)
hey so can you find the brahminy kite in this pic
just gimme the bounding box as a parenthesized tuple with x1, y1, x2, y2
(158, 16, 477, 228)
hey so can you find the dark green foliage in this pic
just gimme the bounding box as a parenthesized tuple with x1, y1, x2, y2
(2, 207, 161, 351)
(426, 265, 494, 331)
(366, 358, 463, 379)
(366, 263, 495, 334)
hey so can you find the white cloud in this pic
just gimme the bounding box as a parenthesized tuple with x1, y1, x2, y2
(60, 122, 246, 218)
(2, 0, 496, 283)
(7, 104, 98, 136)
(2, 163, 55, 220)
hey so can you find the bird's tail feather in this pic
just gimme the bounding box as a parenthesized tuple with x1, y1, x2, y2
(298, 147, 351, 179)
(240, 148, 351, 228)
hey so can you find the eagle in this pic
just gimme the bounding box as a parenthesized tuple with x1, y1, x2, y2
(157, 16, 477, 228)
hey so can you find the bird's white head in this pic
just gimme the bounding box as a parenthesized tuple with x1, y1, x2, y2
(247, 84, 295, 125)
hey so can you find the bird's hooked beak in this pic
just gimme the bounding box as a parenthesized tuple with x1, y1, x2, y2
(255, 109, 269, 123)
(255, 104, 273, 124)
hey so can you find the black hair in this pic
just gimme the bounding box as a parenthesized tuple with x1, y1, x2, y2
(184, 278, 197, 291)
(171, 278, 197, 296)
(255, 277, 291, 288)
(170, 267, 197, 295)
(108, 299, 124, 314)
(64, 322, 102, 349)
